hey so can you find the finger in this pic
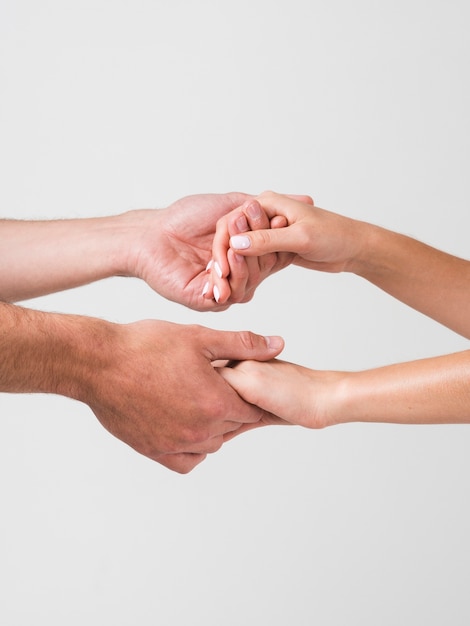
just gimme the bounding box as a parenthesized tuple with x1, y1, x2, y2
(202, 328, 284, 363)
(222, 415, 290, 443)
(212, 209, 251, 304)
(222, 421, 267, 442)
(211, 200, 256, 280)
(284, 193, 314, 205)
(225, 248, 250, 302)
(203, 216, 230, 302)
(224, 203, 267, 303)
(157, 452, 207, 474)
(208, 209, 251, 304)
(210, 198, 277, 305)
(212, 198, 272, 304)
(177, 433, 226, 455)
(244, 199, 270, 230)
(211, 198, 264, 280)
(240, 200, 270, 297)
(255, 191, 313, 220)
(227, 192, 314, 257)
(229, 224, 302, 256)
(270, 215, 288, 229)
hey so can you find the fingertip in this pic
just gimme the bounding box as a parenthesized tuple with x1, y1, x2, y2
(213, 278, 231, 305)
(265, 335, 284, 353)
(270, 215, 288, 229)
(230, 234, 251, 250)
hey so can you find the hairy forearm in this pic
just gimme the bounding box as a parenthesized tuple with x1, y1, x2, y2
(335, 350, 470, 426)
(350, 224, 470, 338)
(0, 214, 138, 302)
(0, 301, 113, 400)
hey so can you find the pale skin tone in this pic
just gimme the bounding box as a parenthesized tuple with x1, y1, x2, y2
(0, 193, 290, 473)
(208, 191, 470, 432)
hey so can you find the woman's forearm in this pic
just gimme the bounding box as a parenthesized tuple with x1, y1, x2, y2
(350, 224, 470, 338)
(0, 214, 136, 302)
(336, 350, 470, 426)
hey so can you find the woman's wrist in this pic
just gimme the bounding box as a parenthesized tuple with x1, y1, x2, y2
(343, 221, 388, 278)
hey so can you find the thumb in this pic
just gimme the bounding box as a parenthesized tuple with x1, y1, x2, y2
(230, 226, 299, 256)
(203, 328, 284, 362)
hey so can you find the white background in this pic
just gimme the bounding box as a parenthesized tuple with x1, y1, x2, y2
(1, 1, 469, 624)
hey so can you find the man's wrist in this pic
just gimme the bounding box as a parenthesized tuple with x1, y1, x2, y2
(116, 208, 164, 281)
(0, 302, 116, 402)
(52, 314, 118, 404)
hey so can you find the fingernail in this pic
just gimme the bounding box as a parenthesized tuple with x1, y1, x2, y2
(265, 336, 283, 350)
(214, 285, 220, 303)
(246, 201, 262, 220)
(206, 259, 213, 272)
(230, 235, 251, 250)
(235, 214, 249, 232)
(202, 281, 209, 296)
(214, 261, 223, 278)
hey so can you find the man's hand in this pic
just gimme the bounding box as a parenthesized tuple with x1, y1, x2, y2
(0, 193, 253, 306)
(0, 302, 284, 473)
(126, 192, 308, 311)
(78, 320, 285, 473)
(124, 193, 252, 311)
(0, 191, 306, 310)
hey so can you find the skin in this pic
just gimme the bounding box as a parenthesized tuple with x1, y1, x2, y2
(214, 191, 470, 430)
(204, 194, 314, 304)
(0, 192, 289, 473)
(0, 192, 253, 309)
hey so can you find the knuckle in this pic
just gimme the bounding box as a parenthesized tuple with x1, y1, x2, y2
(240, 291, 255, 304)
(161, 438, 182, 455)
(238, 359, 261, 377)
(215, 214, 229, 231)
(246, 265, 261, 288)
(184, 323, 205, 341)
(256, 229, 273, 247)
(259, 252, 277, 274)
(173, 453, 207, 474)
(208, 438, 223, 454)
(182, 424, 211, 447)
(259, 190, 276, 201)
(238, 330, 259, 352)
(228, 291, 244, 304)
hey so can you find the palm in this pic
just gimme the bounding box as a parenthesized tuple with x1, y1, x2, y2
(139, 193, 250, 311)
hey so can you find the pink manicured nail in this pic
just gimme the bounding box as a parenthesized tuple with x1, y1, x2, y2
(206, 259, 213, 272)
(202, 281, 209, 296)
(213, 285, 220, 303)
(230, 235, 251, 250)
(214, 261, 223, 278)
